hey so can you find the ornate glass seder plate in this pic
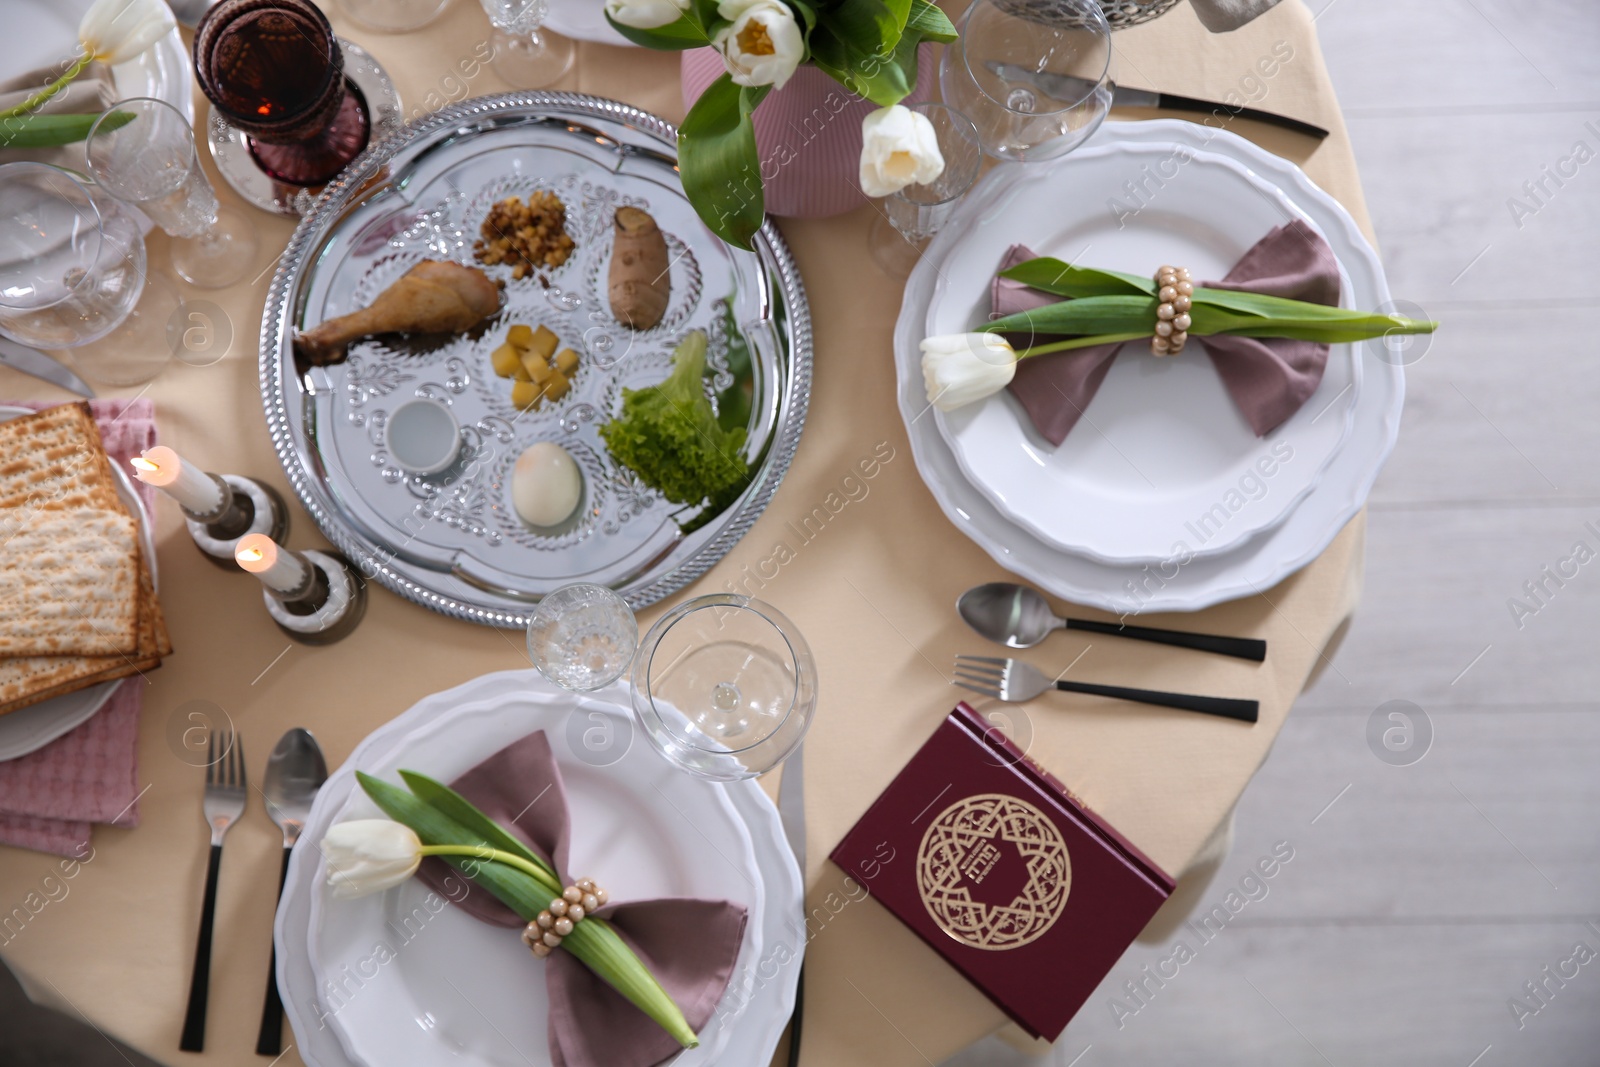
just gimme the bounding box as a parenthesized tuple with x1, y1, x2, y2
(260, 93, 812, 627)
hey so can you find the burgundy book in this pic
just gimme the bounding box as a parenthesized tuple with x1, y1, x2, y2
(830, 703, 1175, 1040)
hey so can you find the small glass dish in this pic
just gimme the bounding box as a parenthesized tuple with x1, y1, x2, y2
(526, 582, 638, 692)
(386, 397, 460, 475)
(632, 594, 816, 781)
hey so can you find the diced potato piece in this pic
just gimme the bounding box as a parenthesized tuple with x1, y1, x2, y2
(491, 343, 523, 379)
(511, 380, 543, 411)
(526, 324, 559, 362)
(542, 369, 571, 403)
(520, 350, 554, 384)
(554, 348, 579, 376)
(506, 324, 535, 350)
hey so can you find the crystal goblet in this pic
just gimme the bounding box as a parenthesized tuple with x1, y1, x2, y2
(86, 98, 258, 289)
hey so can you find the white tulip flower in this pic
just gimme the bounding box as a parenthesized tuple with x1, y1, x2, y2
(605, 0, 691, 30)
(714, 0, 803, 90)
(920, 333, 1018, 411)
(79, 0, 175, 66)
(859, 104, 945, 198)
(323, 820, 424, 900)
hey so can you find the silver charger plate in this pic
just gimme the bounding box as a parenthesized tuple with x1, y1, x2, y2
(261, 93, 812, 627)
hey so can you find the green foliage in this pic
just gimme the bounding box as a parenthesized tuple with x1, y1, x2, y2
(599, 330, 751, 515)
(0, 109, 131, 149)
(678, 76, 770, 250)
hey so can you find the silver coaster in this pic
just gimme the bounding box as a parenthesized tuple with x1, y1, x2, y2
(206, 38, 403, 218)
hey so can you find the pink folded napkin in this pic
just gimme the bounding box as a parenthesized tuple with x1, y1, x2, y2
(0, 398, 157, 857)
(416, 731, 748, 1067)
(996, 219, 1341, 445)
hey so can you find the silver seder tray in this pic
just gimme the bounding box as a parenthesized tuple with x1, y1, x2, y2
(260, 93, 812, 627)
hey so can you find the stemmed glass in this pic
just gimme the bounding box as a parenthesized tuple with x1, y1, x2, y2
(869, 103, 984, 278)
(194, 0, 370, 188)
(632, 594, 817, 782)
(337, 0, 455, 33)
(0, 162, 146, 350)
(940, 0, 1113, 161)
(85, 99, 258, 289)
(527, 583, 639, 692)
(478, 0, 574, 89)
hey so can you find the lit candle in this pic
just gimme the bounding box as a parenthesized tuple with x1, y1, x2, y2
(235, 534, 311, 595)
(130, 446, 226, 515)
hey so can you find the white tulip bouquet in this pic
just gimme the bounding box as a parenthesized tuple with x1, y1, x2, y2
(605, 0, 959, 248)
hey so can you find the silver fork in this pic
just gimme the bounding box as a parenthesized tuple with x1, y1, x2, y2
(954, 655, 1259, 723)
(180, 729, 246, 1052)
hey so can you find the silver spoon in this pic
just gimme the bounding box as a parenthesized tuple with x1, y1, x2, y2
(957, 582, 1266, 662)
(256, 728, 328, 1055)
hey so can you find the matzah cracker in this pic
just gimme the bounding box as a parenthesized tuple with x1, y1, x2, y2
(0, 509, 139, 656)
(0, 547, 168, 714)
(0, 403, 122, 514)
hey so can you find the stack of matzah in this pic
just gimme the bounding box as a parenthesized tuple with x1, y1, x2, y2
(0, 403, 170, 715)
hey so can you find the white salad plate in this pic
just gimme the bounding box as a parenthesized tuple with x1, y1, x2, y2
(0, 0, 194, 129)
(278, 670, 803, 1067)
(931, 141, 1360, 564)
(0, 406, 157, 762)
(896, 119, 1406, 614)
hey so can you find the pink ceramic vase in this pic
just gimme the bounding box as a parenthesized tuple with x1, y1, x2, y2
(680, 46, 935, 219)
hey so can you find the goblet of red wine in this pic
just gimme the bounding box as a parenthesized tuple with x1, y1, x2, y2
(193, 0, 371, 187)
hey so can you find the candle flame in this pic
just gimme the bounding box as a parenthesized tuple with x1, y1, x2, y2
(130, 456, 158, 473)
(235, 533, 279, 573)
(238, 545, 264, 563)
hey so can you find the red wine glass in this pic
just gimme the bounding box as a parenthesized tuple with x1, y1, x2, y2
(193, 0, 371, 187)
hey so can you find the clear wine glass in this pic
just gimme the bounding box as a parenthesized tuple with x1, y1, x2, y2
(869, 103, 984, 278)
(85, 98, 258, 289)
(0, 162, 146, 350)
(632, 594, 817, 782)
(527, 582, 639, 692)
(338, 0, 455, 33)
(940, 0, 1113, 162)
(479, 0, 574, 89)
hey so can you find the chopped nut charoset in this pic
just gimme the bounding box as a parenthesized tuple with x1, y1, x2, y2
(473, 192, 577, 279)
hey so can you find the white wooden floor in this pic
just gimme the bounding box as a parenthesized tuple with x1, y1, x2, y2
(946, 1, 1600, 1064)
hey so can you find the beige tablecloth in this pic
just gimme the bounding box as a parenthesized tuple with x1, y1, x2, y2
(0, 2, 1371, 1064)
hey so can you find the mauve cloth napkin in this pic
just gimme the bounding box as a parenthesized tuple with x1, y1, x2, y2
(0, 399, 156, 857)
(995, 219, 1341, 446)
(415, 730, 748, 1067)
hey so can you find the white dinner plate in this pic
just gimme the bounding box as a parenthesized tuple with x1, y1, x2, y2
(0, 405, 158, 762)
(930, 141, 1359, 564)
(545, 0, 634, 47)
(278, 670, 803, 1067)
(895, 119, 1406, 614)
(0, 1, 193, 129)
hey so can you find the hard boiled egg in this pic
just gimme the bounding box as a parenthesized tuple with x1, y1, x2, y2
(512, 442, 582, 527)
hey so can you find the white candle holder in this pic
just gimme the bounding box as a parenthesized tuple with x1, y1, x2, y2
(184, 475, 291, 569)
(258, 550, 367, 646)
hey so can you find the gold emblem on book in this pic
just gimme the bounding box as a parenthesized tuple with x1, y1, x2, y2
(916, 793, 1071, 951)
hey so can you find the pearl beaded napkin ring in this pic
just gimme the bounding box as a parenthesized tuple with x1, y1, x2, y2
(1151, 265, 1194, 356)
(522, 877, 610, 957)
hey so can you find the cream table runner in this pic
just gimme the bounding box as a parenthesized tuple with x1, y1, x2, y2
(0, 1, 1371, 1063)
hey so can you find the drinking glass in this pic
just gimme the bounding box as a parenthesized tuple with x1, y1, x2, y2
(478, 0, 574, 89)
(632, 594, 816, 782)
(940, 0, 1113, 162)
(338, 0, 455, 33)
(869, 103, 984, 277)
(527, 582, 639, 692)
(86, 99, 258, 289)
(194, 0, 371, 187)
(0, 163, 146, 350)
